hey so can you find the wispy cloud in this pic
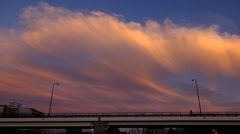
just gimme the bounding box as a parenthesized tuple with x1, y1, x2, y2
(0, 2, 240, 113)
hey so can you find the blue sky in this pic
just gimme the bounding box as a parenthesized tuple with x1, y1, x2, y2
(1, 0, 240, 34)
(0, 0, 240, 113)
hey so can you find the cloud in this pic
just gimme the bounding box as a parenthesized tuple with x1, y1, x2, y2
(0, 2, 240, 113)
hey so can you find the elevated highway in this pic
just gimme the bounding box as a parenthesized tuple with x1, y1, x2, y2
(1, 112, 240, 134)
(1, 116, 240, 127)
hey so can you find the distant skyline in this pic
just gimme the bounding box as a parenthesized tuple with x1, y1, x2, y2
(0, 1, 240, 113)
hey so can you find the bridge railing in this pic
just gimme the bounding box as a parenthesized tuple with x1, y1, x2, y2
(43, 112, 240, 118)
(2, 112, 240, 118)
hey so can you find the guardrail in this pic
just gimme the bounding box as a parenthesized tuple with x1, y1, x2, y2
(5, 112, 239, 118)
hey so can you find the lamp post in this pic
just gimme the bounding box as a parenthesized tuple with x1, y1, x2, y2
(48, 83, 59, 116)
(192, 79, 202, 115)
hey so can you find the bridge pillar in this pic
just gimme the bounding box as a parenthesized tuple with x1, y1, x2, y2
(93, 122, 106, 134)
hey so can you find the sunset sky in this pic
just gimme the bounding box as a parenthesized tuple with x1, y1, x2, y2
(0, 0, 240, 113)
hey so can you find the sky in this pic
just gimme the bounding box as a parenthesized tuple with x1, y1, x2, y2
(0, 0, 240, 113)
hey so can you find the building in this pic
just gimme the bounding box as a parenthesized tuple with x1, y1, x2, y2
(9, 102, 22, 109)
(19, 107, 44, 117)
(0, 102, 44, 117)
(0, 105, 19, 117)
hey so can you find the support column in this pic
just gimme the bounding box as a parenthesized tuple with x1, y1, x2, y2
(93, 122, 106, 134)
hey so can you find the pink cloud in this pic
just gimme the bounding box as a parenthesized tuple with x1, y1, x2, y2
(0, 2, 240, 113)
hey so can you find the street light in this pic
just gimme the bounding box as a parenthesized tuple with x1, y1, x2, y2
(192, 79, 202, 115)
(48, 83, 59, 116)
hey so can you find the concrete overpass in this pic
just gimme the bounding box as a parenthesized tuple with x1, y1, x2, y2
(1, 112, 240, 134)
(1, 116, 240, 127)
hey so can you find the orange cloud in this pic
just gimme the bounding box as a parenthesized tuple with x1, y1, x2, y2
(0, 2, 240, 113)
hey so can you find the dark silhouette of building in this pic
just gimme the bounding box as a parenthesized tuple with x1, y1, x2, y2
(0, 105, 19, 117)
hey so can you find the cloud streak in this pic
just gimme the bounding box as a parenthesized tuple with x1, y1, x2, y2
(0, 2, 240, 113)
